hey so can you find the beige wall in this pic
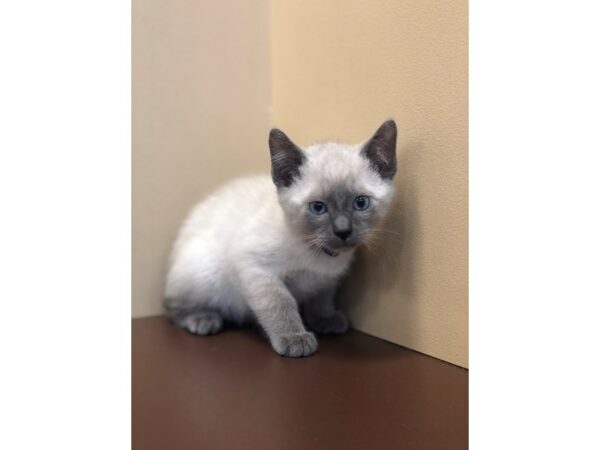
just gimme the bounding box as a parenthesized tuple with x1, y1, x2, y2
(271, 0, 468, 367)
(133, 0, 467, 367)
(132, 0, 271, 317)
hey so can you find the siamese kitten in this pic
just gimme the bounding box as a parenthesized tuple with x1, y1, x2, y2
(165, 120, 397, 357)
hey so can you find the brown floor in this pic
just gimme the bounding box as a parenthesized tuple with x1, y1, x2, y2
(133, 316, 468, 450)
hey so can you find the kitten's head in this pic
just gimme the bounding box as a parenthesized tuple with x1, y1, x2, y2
(269, 120, 397, 257)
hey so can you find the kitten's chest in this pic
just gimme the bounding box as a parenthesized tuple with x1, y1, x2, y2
(283, 270, 335, 303)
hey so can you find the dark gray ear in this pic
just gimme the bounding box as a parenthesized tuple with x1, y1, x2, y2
(361, 120, 397, 179)
(269, 128, 305, 188)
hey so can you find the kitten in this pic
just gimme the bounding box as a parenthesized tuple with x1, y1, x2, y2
(164, 120, 397, 357)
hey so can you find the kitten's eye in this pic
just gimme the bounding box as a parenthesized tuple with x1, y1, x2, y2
(353, 195, 370, 211)
(309, 201, 327, 215)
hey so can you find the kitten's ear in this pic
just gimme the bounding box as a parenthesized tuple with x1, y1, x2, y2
(269, 128, 306, 188)
(361, 119, 397, 180)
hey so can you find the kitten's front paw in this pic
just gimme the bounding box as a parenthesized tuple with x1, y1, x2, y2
(272, 331, 318, 357)
(308, 311, 350, 335)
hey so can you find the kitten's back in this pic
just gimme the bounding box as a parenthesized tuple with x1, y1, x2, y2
(165, 175, 281, 321)
(173, 175, 277, 251)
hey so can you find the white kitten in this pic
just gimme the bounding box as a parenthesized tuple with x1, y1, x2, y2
(165, 120, 397, 357)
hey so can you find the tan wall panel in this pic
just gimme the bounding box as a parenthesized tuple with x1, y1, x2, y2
(271, 0, 468, 367)
(132, 0, 271, 317)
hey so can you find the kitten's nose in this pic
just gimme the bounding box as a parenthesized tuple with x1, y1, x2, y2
(334, 229, 352, 241)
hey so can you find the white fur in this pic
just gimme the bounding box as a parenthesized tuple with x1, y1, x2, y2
(280, 141, 394, 217)
(165, 141, 394, 325)
(166, 175, 345, 322)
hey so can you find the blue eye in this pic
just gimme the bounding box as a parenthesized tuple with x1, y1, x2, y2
(353, 195, 370, 211)
(309, 201, 327, 215)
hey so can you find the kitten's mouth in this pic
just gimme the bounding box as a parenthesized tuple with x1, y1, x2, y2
(321, 246, 340, 257)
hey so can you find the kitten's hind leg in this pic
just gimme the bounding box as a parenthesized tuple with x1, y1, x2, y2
(165, 302, 224, 336)
(178, 311, 223, 335)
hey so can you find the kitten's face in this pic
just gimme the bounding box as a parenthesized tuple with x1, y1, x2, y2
(269, 121, 397, 257)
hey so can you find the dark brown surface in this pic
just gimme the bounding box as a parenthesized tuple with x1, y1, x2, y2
(133, 316, 468, 450)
